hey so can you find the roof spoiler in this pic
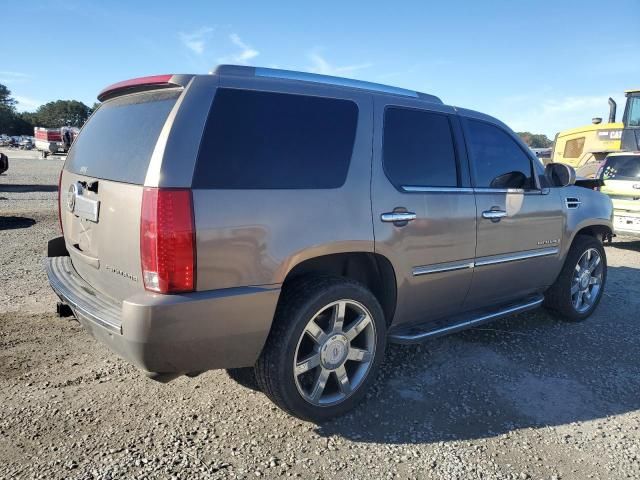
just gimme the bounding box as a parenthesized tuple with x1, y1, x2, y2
(97, 74, 194, 102)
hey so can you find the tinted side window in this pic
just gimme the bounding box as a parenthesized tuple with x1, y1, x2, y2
(466, 120, 534, 189)
(193, 89, 358, 189)
(383, 107, 458, 188)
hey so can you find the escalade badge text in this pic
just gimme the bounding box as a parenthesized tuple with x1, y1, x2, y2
(537, 238, 560, 246)
(105, 265, 139, 282)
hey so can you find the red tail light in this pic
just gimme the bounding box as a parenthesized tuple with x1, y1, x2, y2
(140, 188, 196, 293)
(57, 169, 63, 233)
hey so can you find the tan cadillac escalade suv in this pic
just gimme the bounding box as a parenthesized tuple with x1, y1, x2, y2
(46, 65, 613, 421)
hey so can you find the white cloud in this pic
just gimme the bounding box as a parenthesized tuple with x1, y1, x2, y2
(14, 95, 42, 112)
(0, 71, 31, 84)
(218, 33, 259, 65)
(306, 52, 372, 76)
(179, 27, 214, 55)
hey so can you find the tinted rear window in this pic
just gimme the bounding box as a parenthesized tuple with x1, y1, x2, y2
(192, 88, 358, 189)
(66, 90, 180, 184)
(383, 107, 458, 188)
(602, 155, 640, 180)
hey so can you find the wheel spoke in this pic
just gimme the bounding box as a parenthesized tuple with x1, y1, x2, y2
(347, 347, 372, 363)
(334, 366, 351, 394)
(305, 320, 328, 344)
(575, 292, 583, 310)
(570, 282, 580, 295)
(344, 314, 371, 341)
(331, 301, 346, 333)
(580, 252, 589, 270)
(588, 254, 601, 273)
(589, 276, 600, 286)
(295, 352, 321, 376)
(310, 368, 330, 401)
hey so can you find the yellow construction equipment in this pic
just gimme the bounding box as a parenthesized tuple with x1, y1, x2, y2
(551, 90, 640, 177)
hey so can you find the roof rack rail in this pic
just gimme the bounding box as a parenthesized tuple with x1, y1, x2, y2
(211, 65, 442, 103)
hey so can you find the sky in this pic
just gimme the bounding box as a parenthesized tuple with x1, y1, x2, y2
(2, 0, 638, 137)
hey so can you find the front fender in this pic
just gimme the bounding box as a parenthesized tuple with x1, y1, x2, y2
(561, 186, 613, 259)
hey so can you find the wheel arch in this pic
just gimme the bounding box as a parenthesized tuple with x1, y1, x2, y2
(281, 252, 398, 326)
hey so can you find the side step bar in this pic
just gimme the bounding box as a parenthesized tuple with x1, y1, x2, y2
(388, 295, 544, 344)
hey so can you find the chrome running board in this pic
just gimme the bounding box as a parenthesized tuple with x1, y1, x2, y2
(388, 295, 544, 344)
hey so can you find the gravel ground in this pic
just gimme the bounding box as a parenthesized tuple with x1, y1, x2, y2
(1, 149, 639, 480)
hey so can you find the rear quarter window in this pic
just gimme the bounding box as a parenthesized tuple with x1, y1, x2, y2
(192, 88, 358, 189)
(66, 90, 180, 184)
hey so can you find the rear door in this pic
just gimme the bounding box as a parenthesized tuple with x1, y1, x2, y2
(372, 98, 477, 328)
(461, 117, 564, 308)
(61, 89, 182, 302)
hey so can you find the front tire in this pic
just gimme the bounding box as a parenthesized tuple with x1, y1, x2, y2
(255, 276, 386, 422)
(544, 235, 607, 321)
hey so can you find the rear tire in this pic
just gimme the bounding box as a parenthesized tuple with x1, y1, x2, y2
(544, 235, 607, 321)
(255, 276, 386, 422)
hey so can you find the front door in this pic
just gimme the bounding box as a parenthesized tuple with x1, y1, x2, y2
(372, 98, 477, 328)
(461, 117, 564, 308)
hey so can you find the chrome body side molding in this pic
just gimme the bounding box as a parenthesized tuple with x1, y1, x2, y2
(474, 247, 559, 267)
(413, 260, 474, 276)
(413, 247, 559, 276)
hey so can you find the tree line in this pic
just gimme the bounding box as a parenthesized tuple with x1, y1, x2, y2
(517, 131, 552, 148)
(2, 81, 555, 147)
(0, 83, 96, 135)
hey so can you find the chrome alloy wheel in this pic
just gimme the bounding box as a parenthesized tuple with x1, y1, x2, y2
(571, 248, 603, 313)
(293, 299, 376, 406)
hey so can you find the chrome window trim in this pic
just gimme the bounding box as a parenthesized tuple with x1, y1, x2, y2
(473, 187, 548, 195)
(474, 247, 559, 267)
(401, 186, 550, 195)
(413, 260, 474, 276)
(402, 186, 474, 193)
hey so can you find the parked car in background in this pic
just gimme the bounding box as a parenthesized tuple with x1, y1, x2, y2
(18, 136, 34, 150)
(598, 152, 640, 237)
(46, 66, 614, 421)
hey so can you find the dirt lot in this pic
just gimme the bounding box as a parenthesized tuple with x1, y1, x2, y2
(1, 149, 639, 480)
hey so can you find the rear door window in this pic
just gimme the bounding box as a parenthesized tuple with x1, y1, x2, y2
(193, 88, 358, 189)
(66, 89, 180, 184)
(465, 119, 535, 189)
(382, 107, 459, 188)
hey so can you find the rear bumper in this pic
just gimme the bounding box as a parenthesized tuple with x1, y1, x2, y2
(613, 211, 640, 237)
(45, 250, 280, 374)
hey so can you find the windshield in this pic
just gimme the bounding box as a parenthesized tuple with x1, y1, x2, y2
(601, 155, 640, 181)
(65, 89, 180, 184)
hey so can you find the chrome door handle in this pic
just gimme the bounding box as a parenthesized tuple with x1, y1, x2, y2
(482, 209, 507, 219)
(381, 212, 417, 223)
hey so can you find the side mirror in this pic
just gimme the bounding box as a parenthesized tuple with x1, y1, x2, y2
(545, 162, 576, 187)
(490, 171, 528, 189)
